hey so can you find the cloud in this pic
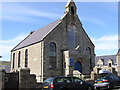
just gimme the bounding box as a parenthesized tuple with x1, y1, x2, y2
(1, 0, 119, 2)
(0, 34, 27, 61)
(1, 3, 62, 23)
(81, 16, 107, 27)
(92, 35, 118, 50)
(0, 34, 118, 61)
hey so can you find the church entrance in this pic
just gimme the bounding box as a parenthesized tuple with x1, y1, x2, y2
(74, 61, 82, 73)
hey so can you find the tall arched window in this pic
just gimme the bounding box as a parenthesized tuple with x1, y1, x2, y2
(49, 42, 57, 69)
(12, 53, 15, 69)
(67, 25, 78, 49)
(18, 51, 21, 68)
(25, 49, 28, 67)
(71, 6, 74, 15)
(86, 47, 92, 70)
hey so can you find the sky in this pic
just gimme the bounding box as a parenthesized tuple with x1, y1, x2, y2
(0, 0, 119, 61)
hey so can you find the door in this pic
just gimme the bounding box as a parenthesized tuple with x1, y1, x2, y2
(74, 61, 82, 73)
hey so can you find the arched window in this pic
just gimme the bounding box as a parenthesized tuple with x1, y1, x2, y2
(18, 51, 21, 68)
(109, 63, 112, 67)
(74, 61, 82, 73)
(12, 53, 15, 69)
(71, 6, 74, 15)
(25, 49, 28, 67)
(49, 42, 57, 69)
(67, 25, 78, 49)
(86, 47, 92, 70)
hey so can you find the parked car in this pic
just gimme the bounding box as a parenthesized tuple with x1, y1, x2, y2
(94, 74, 120, 90)
(42, 76, 94, 90)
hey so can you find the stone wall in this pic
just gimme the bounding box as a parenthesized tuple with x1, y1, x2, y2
(0, 69, 5, 90)
(19, 68, 41, 89)
(1, 68, 43, 90)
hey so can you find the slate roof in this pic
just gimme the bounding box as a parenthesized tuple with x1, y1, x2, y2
(12, 20, 61, 51)
(95, 55, 116, 66)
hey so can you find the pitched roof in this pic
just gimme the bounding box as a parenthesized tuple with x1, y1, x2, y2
(12, 20, 61, 51)
(95, 55, 116, 65)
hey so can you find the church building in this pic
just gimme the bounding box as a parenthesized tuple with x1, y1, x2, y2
(11, 0, 95, 82)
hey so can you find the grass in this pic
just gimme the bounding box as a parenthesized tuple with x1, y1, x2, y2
(0, 61, 10, 66)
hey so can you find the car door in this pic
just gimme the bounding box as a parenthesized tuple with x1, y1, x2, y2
(72, 77, 86, 89)
(112, 75, 120, 86)
(54, 77, 69, 89)
(107, 75, 120, 87)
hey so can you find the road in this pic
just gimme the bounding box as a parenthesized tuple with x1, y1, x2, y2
(112, 88, 120, 90)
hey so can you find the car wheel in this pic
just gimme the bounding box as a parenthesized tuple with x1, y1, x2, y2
(87, 86, 92, 90)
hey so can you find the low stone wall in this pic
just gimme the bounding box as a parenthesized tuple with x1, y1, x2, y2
(19, 68, 43, 90)
(1, 68, 43, 90)
(0, 69, 5, 90)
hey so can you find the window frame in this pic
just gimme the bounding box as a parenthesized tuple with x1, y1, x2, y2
(49, 42, 57, 69)
(25, 49, 28, 67)
(12, 53, 15, 69)
(18, 51, 21, 68)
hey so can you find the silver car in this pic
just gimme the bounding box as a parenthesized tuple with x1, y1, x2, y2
(94, 74, 120, 90)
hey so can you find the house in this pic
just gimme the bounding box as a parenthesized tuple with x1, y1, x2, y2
(11, 0, 95, 82)
(94, 49, 120, 76)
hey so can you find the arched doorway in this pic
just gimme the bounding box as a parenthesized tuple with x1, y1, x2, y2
(74, 61, 82, 73)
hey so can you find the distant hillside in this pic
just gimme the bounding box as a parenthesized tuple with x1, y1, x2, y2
(0, 61, 10, 66)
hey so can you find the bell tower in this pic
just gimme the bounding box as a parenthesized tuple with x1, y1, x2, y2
(65, 0, 77, 15)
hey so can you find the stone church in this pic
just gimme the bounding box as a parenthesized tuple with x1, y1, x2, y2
(11, 0, 95, 82)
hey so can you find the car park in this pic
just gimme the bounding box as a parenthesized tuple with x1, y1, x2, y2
(42, 76, 94, 90)
(94, 74, 120, 90)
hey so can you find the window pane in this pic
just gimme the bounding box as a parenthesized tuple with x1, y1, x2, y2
(13, 53, 15, 69)
(49, 42, 57, 69)
(67, 25, 78, 49)
(25, 49, 28, 67)
(18, 51, 21, 68)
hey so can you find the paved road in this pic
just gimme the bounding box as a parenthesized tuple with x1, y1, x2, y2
(112, 88, 120, 90)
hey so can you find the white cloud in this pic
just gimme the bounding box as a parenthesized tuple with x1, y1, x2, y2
(81, 16, 107, 27)
(1, 34, 118, 61)
(0, 34, 27, 61)
(1, 3, 62, 23)
(1, 0, 119, 2)
(92, 35, 118, 50)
